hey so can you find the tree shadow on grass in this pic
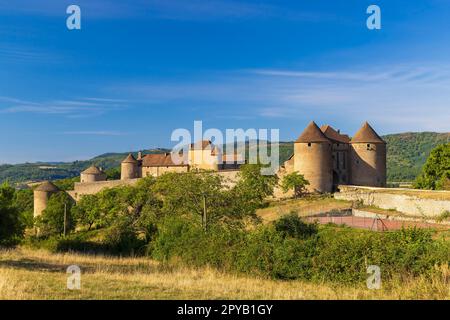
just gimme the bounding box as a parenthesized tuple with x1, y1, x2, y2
(0, 258, 71, 273)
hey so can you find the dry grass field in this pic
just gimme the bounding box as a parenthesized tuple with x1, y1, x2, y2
(0, 248, 448, 300)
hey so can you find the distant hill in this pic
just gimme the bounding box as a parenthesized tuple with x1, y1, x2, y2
(1, 132, 448, 185)
(384, 132, 450, 182)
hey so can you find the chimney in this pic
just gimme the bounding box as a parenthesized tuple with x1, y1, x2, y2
(137, 151, 142, 160)
(337, 129, 340, 134)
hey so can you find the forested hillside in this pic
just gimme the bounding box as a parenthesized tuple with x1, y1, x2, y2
(384, 132, 450, 182)
(1, 132, 448, 185)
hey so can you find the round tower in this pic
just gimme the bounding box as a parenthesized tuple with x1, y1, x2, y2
(350, 122, 386, 187)
(80, 165, 107, 183)
(33, 181, 60, 218)
(294, 121, 333, 193)
(121, 153, 138, 180)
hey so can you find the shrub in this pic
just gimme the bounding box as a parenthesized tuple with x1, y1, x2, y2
(274, 213, 318, 240)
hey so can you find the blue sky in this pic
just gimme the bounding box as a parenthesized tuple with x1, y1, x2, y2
(1, 0, 450, 163)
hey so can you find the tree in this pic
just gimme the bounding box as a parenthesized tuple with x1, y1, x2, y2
(280, 172, 310, 197)
(0, 182, 24, 244)
(414, 143, 450, 190)
(72, 194, 102, 230)
(36, 192, 74, 237)
(53, 177, 80, 191)
(151, 171, 225, 229)
(235, 164, 278, 208)
(13, 189, 34, 229)
(105, 167, 121, 180)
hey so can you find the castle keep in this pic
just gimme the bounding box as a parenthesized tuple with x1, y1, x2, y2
(33, 121, 386, 217)
(280, 121, 386, 193)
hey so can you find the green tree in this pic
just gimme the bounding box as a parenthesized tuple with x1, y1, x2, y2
(72, 194, 102, 230)
(235, 164, 278, 208)
(53, 177, 80, 191)
(105, 167, 121, 180)
(280, 172, 310, 197)
(36, 192, 74, 237)
(152, 171, 225, 229)
(0, 182, 24, 244)
(13, 189, 34, 228)
(414, 143, 450, 190)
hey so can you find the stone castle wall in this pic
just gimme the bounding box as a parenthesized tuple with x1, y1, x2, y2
(70, 179, 140, 201)
(335, 185, 450, 217)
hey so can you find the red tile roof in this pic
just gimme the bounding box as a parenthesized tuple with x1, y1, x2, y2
(141, 153, 188, 167)
(320, 125, 351, 144)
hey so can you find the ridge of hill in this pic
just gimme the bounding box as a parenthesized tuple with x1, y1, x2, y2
(1, 132, 448, 185)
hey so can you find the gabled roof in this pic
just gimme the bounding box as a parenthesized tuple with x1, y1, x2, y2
(122, 153, 138, 163)
(81, 165, 104, 175)
(320, 125, 350, 144)
(35, 181, 59, 192)
(351, 122, 385, 143)
(141, 153, 188, 167)
(295, 121, 330, 143)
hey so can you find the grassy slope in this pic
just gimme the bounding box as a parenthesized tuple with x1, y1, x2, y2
(0, 248, 448, 300)
(1, 132, 449, 185)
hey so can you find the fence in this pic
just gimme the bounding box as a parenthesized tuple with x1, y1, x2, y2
(303, 215, 449, 232)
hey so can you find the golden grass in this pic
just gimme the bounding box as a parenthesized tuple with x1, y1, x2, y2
(0, 248, 448, 300)
(257, 197, 352, 223)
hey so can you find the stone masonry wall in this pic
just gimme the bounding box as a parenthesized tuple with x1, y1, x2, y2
(334, 185, 450, 217)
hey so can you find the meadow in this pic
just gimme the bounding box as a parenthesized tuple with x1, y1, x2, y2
(0, 247, 448, 300)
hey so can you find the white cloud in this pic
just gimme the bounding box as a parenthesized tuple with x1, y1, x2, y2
(0, 96, 128, 117)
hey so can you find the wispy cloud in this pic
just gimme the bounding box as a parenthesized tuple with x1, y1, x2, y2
(0, 42, 62, 64)
(0, 96, 128, 117)
(111, 64, 450, 133)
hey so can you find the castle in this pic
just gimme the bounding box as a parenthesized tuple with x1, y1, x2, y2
(33, 121, 386, 217)
(279, 121, 386, 193)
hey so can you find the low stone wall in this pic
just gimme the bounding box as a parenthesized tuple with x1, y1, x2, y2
(335, 185, 450, 217)
(217, 170, 240, 188)
(71, 179, 140, 201)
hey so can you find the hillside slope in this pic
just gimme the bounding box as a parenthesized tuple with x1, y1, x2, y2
(384, 132, 450, 182)
(1, 132, 448, 185)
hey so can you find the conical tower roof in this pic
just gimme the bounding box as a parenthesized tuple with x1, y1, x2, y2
(351, 122, 385, 143)
(122, 153, 138, 163)
(295, 121, 330, 143)
(35, 181, 59, 192)
(81, 165, 103, 175)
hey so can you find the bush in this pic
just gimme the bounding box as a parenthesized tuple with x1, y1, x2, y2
(150, 215, 450, 284)
(103, 218, 147, 255)
(274, 213, 318, 240)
